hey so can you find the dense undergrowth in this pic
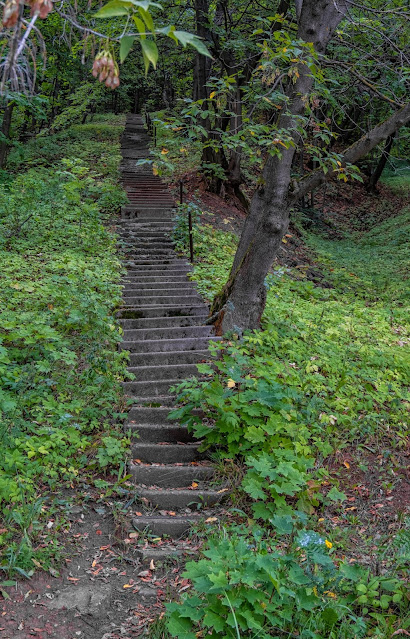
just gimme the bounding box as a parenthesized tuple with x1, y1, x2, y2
(0, 116, 128, 578)
(168, 177, 409, 637)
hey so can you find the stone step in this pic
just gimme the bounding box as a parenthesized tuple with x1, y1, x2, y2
(125, 260, 189, 268)
(126, 422, 192, 443)
(123, 326, 212, 341)
(122, 214, 174, 222)
(122, 280, 191, 291)
(122, 336, 220, 353)
(131, 442, 203, 464)
(125, 266, 191, 276)
(122, 295, 202, 307)
(137, 488, 225, 509)
(118, 221, 174, 228)
(127, 405, 182, 424)
(123, 378, 183, 397)
(118, 230, 172, 237)
(123, 241, 174, 247)
(134, 394, 175, 406)
(128, 349, 211, 366)
(122, 276, 190, 286)
(132, 515, 202, 537)
(130, 462, 213, 488)
(117, 306, 207, 320)
(125, 249, 176, 257)
(127, 363, 199, 381)
(119, 315, 207, 329)
(122, 287, 199, 299)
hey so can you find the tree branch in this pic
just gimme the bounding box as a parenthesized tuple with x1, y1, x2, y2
(290, 103, 410, 202)
(323, 59, 405, 107)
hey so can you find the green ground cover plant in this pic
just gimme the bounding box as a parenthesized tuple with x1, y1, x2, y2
(167, 519, 408, 639)
(0, 116, 129, 577)
(169, 190, 409, 636)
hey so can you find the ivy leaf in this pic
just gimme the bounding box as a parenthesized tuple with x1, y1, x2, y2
(120, 36, 136, 62)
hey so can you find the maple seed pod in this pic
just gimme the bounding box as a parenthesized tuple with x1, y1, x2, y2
(99, 69, 108, 82)
(30, 0, 53, 19)
(2, 0, 21, 28)
(112, 75, 120, 88)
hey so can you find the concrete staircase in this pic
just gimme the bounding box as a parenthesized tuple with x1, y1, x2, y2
(118, 114, 223, 539)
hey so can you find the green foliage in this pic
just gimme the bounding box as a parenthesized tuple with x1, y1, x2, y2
(171, 214, 408, 520)
(0, 118, 128, 576)
(172, 201, 201, 253)
(166, 521, 407, 639)
(303, 208, 410, 305)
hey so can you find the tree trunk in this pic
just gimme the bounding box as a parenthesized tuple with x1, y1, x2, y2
(0, 102, 15, 169)
(211, 0, 349, 333)
(367, 132, 395, 193)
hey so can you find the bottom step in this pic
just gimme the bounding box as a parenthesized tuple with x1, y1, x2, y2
(133, 515, 204, 537)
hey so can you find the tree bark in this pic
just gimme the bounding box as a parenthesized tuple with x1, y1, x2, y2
(0, 102, 15, 169)
(367, 132, 395, 193)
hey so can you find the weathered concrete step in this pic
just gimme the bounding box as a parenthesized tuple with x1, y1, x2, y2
(119, 222, 174, 229)
(120, 238, 174, 246)
(122, 336, 220, 353)
(131, 442, 203, 464)
(120, 237, 174, 245)
(128, 406, 201, 428)
(122, 276, 190, 286)
(135, 394, 175, 406)
(127, 363, 199, 381)
(130, 462, 213, 487)
(122, 287, 199, 299)
(126, 421, 193, 442)
(128, 349, 211, 366)
(122, 295, 202, 307)
(132, 515, 202, 537)
(122, 280, 191, 290)
(117, 306, 206, 320)
(137, 488, 225, 509)
(125, 260, 188, 268)
(125, 249, 176, 256)
(136, 545, 195, 567)
(122, 214, 174, 222)
(123, 326, 211, 341)
(123, 378, 183, 397)
(124, 291, 201, 307)
(125, 266, 191, 275)
(119, 315, 207, 329)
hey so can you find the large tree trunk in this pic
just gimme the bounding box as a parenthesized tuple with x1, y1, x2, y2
(211, 0, 347, 333)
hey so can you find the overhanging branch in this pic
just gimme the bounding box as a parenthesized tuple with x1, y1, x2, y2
(289, 102, 410, 202)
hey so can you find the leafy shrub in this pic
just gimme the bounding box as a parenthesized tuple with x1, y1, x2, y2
(166, 519, 407, 639)
(0, 118, 129, 575)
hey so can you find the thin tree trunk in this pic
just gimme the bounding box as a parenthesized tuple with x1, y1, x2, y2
(0, 102, 15, 169)
(367, 132, 395, 193)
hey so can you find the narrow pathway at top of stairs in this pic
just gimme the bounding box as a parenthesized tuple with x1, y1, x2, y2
(117, 114, 226, 552)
